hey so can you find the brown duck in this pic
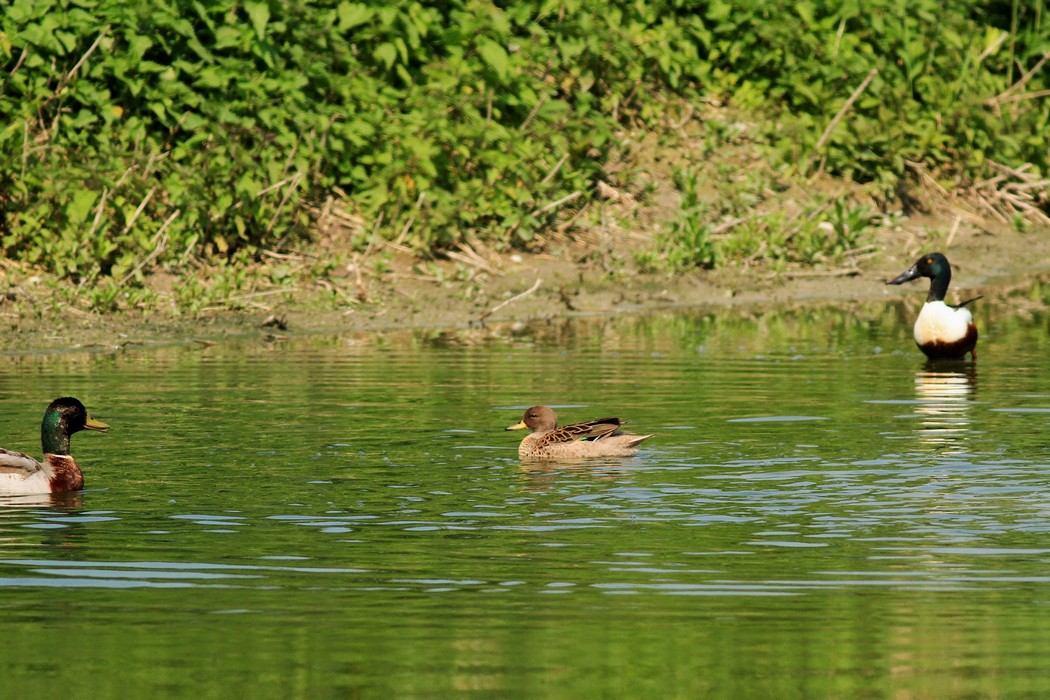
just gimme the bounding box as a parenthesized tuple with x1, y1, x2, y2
(505, 406, 653, 459)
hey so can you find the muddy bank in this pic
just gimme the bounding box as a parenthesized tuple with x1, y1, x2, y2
(3, 219, 1048, 355)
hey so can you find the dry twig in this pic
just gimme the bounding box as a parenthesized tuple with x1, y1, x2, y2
(479, 278, 542, 322)
(42, 26, 111, 110)
(119, 209, 180, 286)
(986, 51, 1050, 109)
(121, 186, 156, 237)
(807, 67, 878, 175)
(393, 192, 427, 248)
(783, 267, 861, 279)
(530, 190, 582, 217)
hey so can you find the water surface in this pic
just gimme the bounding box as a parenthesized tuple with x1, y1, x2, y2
(2, 298, 1050, 697)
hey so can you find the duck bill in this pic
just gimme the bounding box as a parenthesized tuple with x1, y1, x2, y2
(505, 420, 528, 431)
(84, 416, 111, 433)
(887, 265, 921, 285)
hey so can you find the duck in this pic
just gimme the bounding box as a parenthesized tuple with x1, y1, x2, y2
(505, 405, 653, 459)
(887, 252, 979, 361)
(0, 397, 110, 495)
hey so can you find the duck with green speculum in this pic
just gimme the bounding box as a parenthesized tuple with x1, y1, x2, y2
(887, 252, 980, 361)
(506, 405, 653, 459)
(0, 397, 110, 495)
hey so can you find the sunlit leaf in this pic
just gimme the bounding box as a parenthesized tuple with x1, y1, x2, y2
(66, 189, 98, 225)
(337, 2, 371, 30)
(478, 40, 509, 79)
(245, 1, 270, 40)
(374, 42, 397, 68)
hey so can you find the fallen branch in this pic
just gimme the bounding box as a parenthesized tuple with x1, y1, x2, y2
(520, 95, 548, 131)
(42, 26, 111, 110)
(945, 214, 962, 247)
(85, 187, 109, 241)
(120, 186, 156, 237)
(265, 170, 304, 235)
(530, 190, 582, 217)
(986, 51, 1050, 107)
(209, 287, 301, 307)
(392, 192, 427, 248)
(256, 172, 302, 198)
(807, 67, 878, 175)
(119, 209, 180, 286)
(3, 47, 28, 92)
(479, 277, 542, 322)
(782, 267, 861, 279)
(993, 88, 1050, 105)
(540, 154, 569, 185)
(668, 103, 695, 130)
(447, 240, 502, 275)
(976, 32, 1009, 63)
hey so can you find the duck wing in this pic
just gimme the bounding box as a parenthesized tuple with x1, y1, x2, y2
(543, 417, 624, 445)
(0, 449, 44, 476)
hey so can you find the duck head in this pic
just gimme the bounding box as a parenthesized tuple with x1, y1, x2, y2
(887, 252, 952, 302)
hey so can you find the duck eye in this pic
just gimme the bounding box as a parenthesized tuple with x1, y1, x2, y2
(926, 258, 932, 264)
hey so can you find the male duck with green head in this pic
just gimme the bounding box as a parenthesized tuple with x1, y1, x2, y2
(887, 252, 979, 361)
(0, 397, 110, 495)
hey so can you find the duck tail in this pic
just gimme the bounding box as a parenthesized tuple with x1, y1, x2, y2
(623, 434, 654, 449)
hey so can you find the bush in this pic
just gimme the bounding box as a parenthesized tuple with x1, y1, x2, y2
(0, 0, 713, 282)
(0, 1, 1045, 284)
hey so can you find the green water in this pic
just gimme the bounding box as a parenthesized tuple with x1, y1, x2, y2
(2, 298, 1050, 698)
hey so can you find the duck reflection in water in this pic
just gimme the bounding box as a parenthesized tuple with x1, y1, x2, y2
(913, 363, 977, 449)
(0, 490, 84, 509)
(518, 458, 635, 494)
(0, 490, 87, 550)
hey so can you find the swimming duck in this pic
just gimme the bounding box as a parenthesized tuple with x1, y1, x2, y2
(505, 405, 653, 459)
(0, 397, 110, 495)
(887, 252, 979, 361)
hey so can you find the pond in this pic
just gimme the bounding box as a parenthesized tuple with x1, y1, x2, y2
(1, 292, 1050, 698)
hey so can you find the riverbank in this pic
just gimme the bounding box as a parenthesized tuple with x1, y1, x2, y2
(3, 209, 1048, 354)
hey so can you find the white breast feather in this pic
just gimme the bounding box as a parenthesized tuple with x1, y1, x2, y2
(914, 301, 972, 346)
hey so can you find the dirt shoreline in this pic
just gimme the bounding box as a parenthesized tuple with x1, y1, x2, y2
(4, 222, 1049, 354)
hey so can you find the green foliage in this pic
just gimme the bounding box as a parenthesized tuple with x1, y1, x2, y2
(660, 169, 716, 270)
(639, 167, 876, 273)
(0, 0, 1045, 287)
(696, 0, 1049, 194)
(0, 0, 708, 283)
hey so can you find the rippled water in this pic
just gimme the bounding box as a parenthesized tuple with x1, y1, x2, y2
(2, 298, 1050, 697)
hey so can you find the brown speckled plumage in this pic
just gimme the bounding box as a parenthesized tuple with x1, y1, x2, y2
(506, 406, 652, 459)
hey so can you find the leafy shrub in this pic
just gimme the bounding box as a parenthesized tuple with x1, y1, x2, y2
(639, 166, 877, 273)
(694, 0, 1049, 194)
(0, 0, 1045, 286)
(0, 0, 709, 283)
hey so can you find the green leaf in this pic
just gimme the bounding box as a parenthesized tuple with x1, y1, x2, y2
(195, 67, 229, 89)
(245, 1, 270, 40)
(375, 43, 397, 69)
(214, 26, 242, 49)
(337, 2, 372, 30)
(478, 40, 509, 79)
(795, 1, 816, 25)
(126, 33, 154, 60)
(66, 189, 99, 225)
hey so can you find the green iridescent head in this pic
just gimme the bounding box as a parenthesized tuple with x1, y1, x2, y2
(887, 252, 953, 302)
(41, 397, 110, 456)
